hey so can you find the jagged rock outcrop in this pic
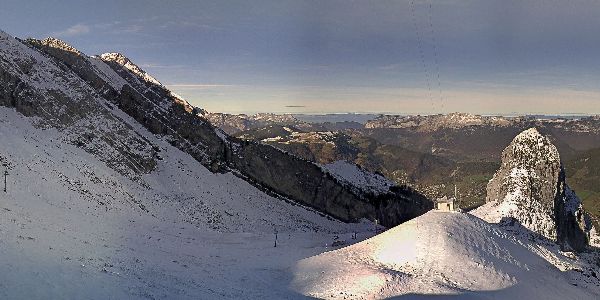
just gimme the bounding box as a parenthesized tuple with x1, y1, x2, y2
(481, 128, 592, 251)
(0, 30, 432, 227)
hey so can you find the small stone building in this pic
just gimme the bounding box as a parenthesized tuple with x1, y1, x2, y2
(436, 196, 455, 212)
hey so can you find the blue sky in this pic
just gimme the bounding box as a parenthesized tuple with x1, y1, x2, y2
(1, 0, 600, 114)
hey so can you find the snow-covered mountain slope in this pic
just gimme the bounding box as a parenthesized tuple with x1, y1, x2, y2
(13, 31, 433, 227)
(292, 211, 600, 299)
(322, 161, 394, 195)
(0, 106, 378, 298)
(0, 30, 157, 178)
(1, 29, 392, 298)
(100, 52, 163, 87)
(0, 106, 362, 233)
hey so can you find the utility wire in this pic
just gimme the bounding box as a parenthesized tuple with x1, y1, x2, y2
(410, 0, 434, 112)
(427, 1, 444, 113)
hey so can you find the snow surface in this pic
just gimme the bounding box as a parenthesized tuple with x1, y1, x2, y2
(0, 107, 373, 299)
(322, 161, 394, 195)
(99, 52, 162, 86)
(97, 51, 197, 115)
(87, 55, 128, 90)
(510, 128, 560, 165)
(0, 30, 159, 178)
(472, 167, 557, 239)
(292, 211, 600, 299)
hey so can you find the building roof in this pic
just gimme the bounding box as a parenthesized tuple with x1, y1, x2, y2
(436, 196, 455, 203)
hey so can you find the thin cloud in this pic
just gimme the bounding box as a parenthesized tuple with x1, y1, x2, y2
(91, 21, 147, 35)
(119, 24, 144, 33)
(53, 24, 90, 37)
(159, 20, 224, 31)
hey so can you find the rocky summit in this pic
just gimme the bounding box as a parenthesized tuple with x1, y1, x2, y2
(476, 128, 592, 251)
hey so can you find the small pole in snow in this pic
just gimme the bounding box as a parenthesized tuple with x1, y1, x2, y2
(274, 228, 278, 248)
(374, 219, 379, 234)
(3, 163, 8, 193)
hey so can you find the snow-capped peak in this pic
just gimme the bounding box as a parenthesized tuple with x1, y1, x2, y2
(40, 37, 82, 55)
(99, 52, 162, 86)
(510, 127, 560, 165)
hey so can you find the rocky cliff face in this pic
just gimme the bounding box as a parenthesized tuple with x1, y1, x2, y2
(480, 128, 592, 251)
(0, 30, 432, 227)
(0, 31, 157, 179)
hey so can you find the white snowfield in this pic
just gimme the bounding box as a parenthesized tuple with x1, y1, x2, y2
(293, 211, 600, 299)
(322, 161, 395, 195)
(0, 107, 372, 299)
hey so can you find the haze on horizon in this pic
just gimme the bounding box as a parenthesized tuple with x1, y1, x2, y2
(1, 0, 599, 115)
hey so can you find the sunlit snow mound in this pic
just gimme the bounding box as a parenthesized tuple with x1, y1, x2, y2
(292, 211, 600, 299)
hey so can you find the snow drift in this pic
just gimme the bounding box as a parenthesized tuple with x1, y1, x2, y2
(293, 211, 600, 299)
